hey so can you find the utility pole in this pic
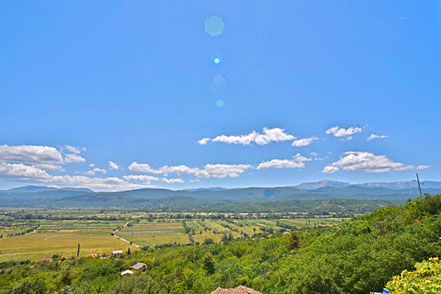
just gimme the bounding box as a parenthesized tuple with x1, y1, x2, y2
(416, 173, 423, 198)
(77, 243, 80, 257)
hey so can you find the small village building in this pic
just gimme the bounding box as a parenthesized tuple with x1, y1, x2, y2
(131, 262, 146, 271)
(40, 257, 52, 262)
(88, 253, 98, 257)
(121, 270, 134, 276)
(211, 286, 262, 294)
(112, 250, 123, 255)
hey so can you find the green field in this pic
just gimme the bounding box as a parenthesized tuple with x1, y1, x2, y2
(0, 219, 137, 262)
(117, 222, 189, 247)
(0, 211, 348, 261)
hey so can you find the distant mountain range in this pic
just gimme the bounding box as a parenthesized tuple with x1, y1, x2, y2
(294, 180, 441, 190)
(0, 181, 440, 208)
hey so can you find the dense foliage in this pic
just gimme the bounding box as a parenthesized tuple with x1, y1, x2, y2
(386, 257, 441, 293)
(1, 194, 441, 293)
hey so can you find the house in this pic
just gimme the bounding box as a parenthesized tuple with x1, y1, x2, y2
(40, 257, 52, 262)
(131, 262, 146, 271)
(211, 286, 262, 294)
(88, 253, 98, 257)
(112, 250, 123, 255)
(121, 270, 134, 276)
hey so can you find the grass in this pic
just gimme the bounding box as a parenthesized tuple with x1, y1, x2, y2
(117, 222, 189, 247)
(0, 215, 349, 261)
(0, 231, 134, 262)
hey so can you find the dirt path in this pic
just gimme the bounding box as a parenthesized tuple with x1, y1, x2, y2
(112, 222, 141, 248)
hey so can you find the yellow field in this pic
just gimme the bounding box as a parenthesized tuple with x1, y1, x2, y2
(0, 215, 348, 261)
(0, 231, 135, 262)
(117, 222, 189, 247)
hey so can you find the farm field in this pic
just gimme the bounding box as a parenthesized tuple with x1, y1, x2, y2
(117, 222, 189, 247)
(0, 211, 349, 261)
(0, 219, 136, 262)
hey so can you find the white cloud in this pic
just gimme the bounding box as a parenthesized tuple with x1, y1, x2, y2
(198, 138, 211, 145)
(417, 165, 431, 170)
(257, 153, 311, 170)
(322, 166, 339, 174)
(201, 164, 251, 178)
(190, 179, 200, 183)
(0, 145, 63, 164)
(0, 162, 50, 179)
(322, 151, 423, 174)
(128, 162, 163, 174)
(129, 162, 251, 179)
(200, 127, 296, 146)
(89, 163, 95, 167)
(108, 161, 119, 170)
(160, 165, 200, 176)
(326, 126, 362, 141)
(64, 153, 86, 163)
(84, 168, 107, 176)
(34, 164, 64, 171)
(48, 175, 145, 191)
(123, 175, 159, 184)
(65, 145, 84, 154)
(367, 134, 388, 141)
(292, 137, 319, 147)
(161, 178, 184, 184)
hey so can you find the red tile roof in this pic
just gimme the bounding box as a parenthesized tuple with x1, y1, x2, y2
(211, 286, 262, 294)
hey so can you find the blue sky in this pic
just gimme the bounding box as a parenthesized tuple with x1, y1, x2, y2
(0, 0, 440, 191)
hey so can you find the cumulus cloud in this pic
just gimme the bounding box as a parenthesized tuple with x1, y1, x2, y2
(322, 151, 426, 174)
(0, 145, 63, 164)
(199, 127, 296, 146)
(417, 165, 431, 170)
(322, 166, 339, 174)
(326, 126, 362, 141)
(367, 134, 388, 141)
(84, 168, 107, 176)
(257, 154, 311, 170)
(128, 162, 251, 179)
(64, 153, 86, 163)
(292, 137, 319, 147)
(108, 161, 119, 170)
(202, 164, 251, 178)
(198, 138, 211, 145)
(0, 162, 50, 179)
(47, 175, 145, 190)
(128, 163, 163, 174)
(123, 175, 159, 184)
(161, 178, 184, 184)
(64, 145, 84, 154)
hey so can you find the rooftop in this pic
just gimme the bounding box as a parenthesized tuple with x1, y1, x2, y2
(211, 286, 262, 294)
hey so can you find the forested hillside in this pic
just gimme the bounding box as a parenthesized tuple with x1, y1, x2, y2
(1, 194, 441, 293)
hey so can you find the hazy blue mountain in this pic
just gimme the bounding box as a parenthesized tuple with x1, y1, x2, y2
(57, 192, 137, 203)
(2, 182, 441, 207)
(295, 180, 441, 190)
(357, 180, 441, 190)
(295, 180, 351, 190)
(0, 186, 93, 200)
(6, 185, 93, 193)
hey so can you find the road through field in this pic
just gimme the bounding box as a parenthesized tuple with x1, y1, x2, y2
(113, 222, 141, 248)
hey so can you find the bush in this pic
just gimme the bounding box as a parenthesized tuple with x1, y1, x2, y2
(386, 257, 441, 293)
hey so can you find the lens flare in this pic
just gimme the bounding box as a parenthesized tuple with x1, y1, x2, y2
(204, 16, 225, 37)
(216, 99, 225, 108)
(213, 73, 225, 84)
